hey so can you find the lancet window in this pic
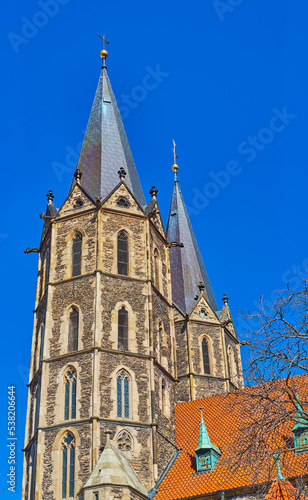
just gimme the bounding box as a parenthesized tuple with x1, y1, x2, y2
(61, 434, 75, 499)
(64, 368, 77, 420)
(117, 371, 130, 419)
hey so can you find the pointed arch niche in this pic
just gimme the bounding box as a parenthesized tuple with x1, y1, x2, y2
(110, 302, 138, 353)
(116, 429, 133, 459)
(58, 305, 84, 356)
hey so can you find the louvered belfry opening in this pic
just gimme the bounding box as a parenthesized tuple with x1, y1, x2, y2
(68, 308, 79, 352)
(118, 306, 128, 351)
(118, 232, 128, 275)
(72, 233, 82, 277)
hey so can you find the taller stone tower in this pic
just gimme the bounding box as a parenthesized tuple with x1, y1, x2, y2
(22, 48, 177, 500)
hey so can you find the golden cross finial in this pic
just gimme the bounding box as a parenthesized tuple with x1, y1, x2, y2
(97, 33, 110, 50)
(172, 139, 178, 164)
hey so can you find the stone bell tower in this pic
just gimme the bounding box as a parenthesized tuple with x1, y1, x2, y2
(22, 44, 177, 500)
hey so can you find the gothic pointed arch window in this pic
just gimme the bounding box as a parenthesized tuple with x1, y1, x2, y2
(202, 337, 211, 375)
(72, 233, 82, 277)
(68, 307, 79, 352)
(118, 306, 128, 351)
(64, 368, 77, 420)
(117, 231, 128, 275)
(61, 433, 75, 499)
(117, 371, 130, 419)
(154, 249, 159, 289)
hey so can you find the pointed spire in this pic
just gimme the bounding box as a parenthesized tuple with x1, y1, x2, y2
(70, 46, 145, 206)
(195, 407, 221, 473)
(166, 167, 217, 313)
(83, 431, 147, 497)
(196, 407, 212, 451)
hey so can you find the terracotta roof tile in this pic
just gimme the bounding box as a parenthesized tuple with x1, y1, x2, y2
(265, 480, 307, 500)
(154, 374, 308, 500)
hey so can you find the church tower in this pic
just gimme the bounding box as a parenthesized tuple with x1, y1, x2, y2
(166, 161, 243, 404)
(22, 46, 177, 500)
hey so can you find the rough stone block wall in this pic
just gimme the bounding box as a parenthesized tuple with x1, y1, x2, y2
(100, 211, 146, 280)
(100, 276, 148, 353)
(50, 276, 96, 357)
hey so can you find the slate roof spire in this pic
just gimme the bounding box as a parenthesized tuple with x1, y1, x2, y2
(71, 46, 146, 206)
(166, 161, 218, 313)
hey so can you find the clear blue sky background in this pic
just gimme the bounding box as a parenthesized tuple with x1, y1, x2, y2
(1, 0, 308, 496)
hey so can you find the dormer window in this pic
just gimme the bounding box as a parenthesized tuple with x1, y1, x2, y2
(199, 310, 207, 318)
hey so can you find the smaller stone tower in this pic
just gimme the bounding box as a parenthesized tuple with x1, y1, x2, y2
(166, 161, 243, 404)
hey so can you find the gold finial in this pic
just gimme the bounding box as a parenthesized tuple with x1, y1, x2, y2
(98, 33, 110, 59)
(172, 139, 179, 176)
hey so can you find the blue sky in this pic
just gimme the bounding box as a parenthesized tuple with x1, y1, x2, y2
(1, 0, 308, 496)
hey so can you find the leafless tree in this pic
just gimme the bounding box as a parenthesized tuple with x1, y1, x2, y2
(224, 270, 308, 485)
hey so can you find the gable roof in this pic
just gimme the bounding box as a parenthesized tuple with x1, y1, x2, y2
(70, 63, 146, 206)
(166, 177, 217, 313)
(153, 374, 308, 500)
(83, 439, 147, 496)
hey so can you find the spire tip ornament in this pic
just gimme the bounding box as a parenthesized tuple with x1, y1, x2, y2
(222, 294, 229, 305)
(118, 167, 126, 180)
(172, 139, 179, 180)
(46, 190, 54, 204)
(98, 33, 110, 60)
(74, 168, 82, 185)
(149, 186, 158, 199)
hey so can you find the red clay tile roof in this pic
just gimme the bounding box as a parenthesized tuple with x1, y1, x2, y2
(265, 480, 307, 500)
(154, 374, 308, 500)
